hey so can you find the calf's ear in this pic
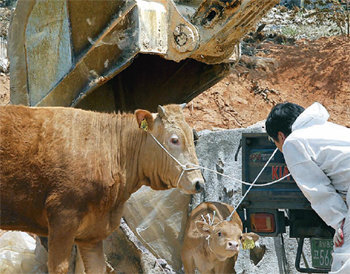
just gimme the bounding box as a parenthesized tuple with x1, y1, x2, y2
(195, 221, 211, 237)
(135, 109, 154, 131)
(242, 232, 259, 242)
(241, 232, 259, 250)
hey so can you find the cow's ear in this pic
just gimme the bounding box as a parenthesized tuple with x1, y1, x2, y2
(195, 221, 211, 236)
(135, 109, 154, 131)
(241, 232, 259, 250)
(242, 232, 259, 242)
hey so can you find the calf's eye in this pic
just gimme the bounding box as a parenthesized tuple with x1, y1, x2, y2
(239, 235, 242, 240)
(218, 232, 222, 237)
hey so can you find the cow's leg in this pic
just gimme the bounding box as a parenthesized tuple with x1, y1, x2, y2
(46, 205, 81, 274)
(47, 221, 77, 274)
(77, 241, 109, 274)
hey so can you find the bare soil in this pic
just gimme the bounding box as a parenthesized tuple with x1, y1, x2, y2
(183, 35, 350, 130)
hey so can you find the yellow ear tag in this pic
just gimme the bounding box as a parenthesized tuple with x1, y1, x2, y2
(140, 119, 148, 132)
(242, 238, 255, 250)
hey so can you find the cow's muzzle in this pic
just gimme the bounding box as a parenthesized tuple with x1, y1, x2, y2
(227, 240, 239, 252)
(195, 180, 205, 193)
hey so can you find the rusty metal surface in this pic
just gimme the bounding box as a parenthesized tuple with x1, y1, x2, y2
(68, 0, 125, 56)
(8, 0, 35, 106)
(37, 2, 138, 107)
(25, 0, 72, 106)
(191, 0, 279, 63)
(9, 0, 277, 109)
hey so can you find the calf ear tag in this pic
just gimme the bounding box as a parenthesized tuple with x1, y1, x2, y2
(242, 237, 255, 250)
(141, 119, 148, 131)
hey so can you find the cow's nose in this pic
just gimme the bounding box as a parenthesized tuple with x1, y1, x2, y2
(227, 241, 239, 250)
(195, 180, 204, 193)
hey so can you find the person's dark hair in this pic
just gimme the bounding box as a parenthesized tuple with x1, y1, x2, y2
(265, 102, 305, 141)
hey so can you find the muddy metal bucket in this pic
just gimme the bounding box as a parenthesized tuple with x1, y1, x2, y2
(9, 0, 278, 112)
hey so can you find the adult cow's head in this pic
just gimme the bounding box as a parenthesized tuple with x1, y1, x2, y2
(135, 104, 204, 194)
(195, 219, 259, 260)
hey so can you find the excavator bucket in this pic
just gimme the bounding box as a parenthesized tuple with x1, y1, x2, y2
(9, 0, 278, 112)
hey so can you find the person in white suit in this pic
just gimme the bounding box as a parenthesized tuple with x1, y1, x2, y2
(265, 102, 350, 273)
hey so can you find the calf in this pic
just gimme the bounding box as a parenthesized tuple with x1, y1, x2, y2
(0, 104, 204, 274)
(182, 202, 260, 274)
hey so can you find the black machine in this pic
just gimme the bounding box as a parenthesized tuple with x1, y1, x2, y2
(238, 133, 334, 273)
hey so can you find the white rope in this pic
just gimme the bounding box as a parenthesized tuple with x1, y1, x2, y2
(193, 164, 291, 187)
(149, 132, 290, 187)
(149, 132, 290, 221)
(226, 148, 278, 221)
(198, 212, 218, 254)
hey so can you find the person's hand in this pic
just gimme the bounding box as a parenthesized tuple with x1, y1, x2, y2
(334, 219, 345, 248)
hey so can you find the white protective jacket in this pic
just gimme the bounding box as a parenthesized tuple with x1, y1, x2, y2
(283, 102, 350, 230)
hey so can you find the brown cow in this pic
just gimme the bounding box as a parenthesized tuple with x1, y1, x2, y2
(181, 202, 260, 274)
(0, 104, 204, 274)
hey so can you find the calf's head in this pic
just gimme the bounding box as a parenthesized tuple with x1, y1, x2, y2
(196, 220, 259, 260)
(135, 104, 204, 194)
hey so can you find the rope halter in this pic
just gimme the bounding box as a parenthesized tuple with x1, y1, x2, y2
(148, 133, 201, 187)
(196, 211, 223, 255)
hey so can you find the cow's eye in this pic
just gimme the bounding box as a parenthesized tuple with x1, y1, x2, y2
(239, 235, 242, 240)
(218, 232, 222, 237)
(170, 135, 180, 145)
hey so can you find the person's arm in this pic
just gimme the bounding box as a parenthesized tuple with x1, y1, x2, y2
(283, 140, 347, 230)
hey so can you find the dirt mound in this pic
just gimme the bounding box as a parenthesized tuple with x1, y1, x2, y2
(183, 35, 350, 131)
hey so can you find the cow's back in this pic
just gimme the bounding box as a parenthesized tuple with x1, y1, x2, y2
(0, 105, 117, 235)
(1, 106, 52, 232)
